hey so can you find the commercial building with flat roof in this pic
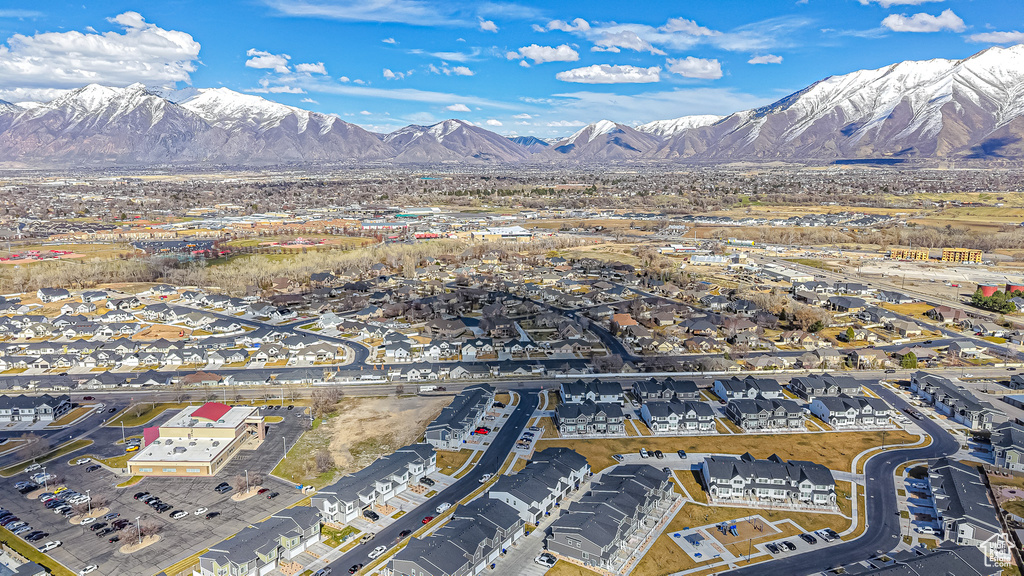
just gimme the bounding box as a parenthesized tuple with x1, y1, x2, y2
(127, 402, 265, 477)
(942, 247, 983, 264)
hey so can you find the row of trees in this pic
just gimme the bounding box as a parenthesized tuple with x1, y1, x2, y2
(970, 288, 1020, 313)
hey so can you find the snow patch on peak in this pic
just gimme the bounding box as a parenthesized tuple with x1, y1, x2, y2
(569, 120, 619, 144)
(636, 115, 723, 138)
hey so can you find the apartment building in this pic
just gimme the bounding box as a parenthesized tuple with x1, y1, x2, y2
(424, 383, 495, 450)
(701, 453, 837, 507)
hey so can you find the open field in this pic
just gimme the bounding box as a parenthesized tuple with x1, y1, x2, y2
(536, 429, 916, 473)
(0, 242, 135, 264)
(436, 449, 474, 476)
(272, 394, 448, 487)
(223, 234, 373, 249)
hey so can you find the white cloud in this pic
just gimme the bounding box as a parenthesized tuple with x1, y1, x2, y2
(479, 19, 498, 33)
(446, 103, 471, 112)
(555, 64, 661, 84)
(0, 86, 69, 103)
(382, 37, 397, 44)
(967, 30, 1024, 44)
(485, 119, 502, 126)
(427, 63, 474, 76)
(383, 68, 405, 80)
(882, 9, 965, 32)
(748, 54, 783, 64)
(353, 79, 366, 84)
(0, 11, 201, 95)
(665, 57, 722, 79)
(548, 88, 769, 128)
(263, 0, 465, 27)
(541, 18, 591, 33)
(294, 62, 327, 74)
(546, 120, 587, 127)
(300, 97, 319, 104)
(246, 49, 291, 73)
(592, 31, 666, 55)
(339, 76, 351, 82)
(423, 48, 481, 62)
(249, 84, 305, 94)
(258, 75, 520, 109)
(538, 15, 805, 54)
(360, 110, 372, 115)
(519, 60, 530, 68)
(0, 10, 44, 18)
(513, 113, 532, 119)
(508, 44, 579, 64)
(858, 0, 943, 6)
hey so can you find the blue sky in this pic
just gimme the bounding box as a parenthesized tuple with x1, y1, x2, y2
(0, 0, 1022, 136)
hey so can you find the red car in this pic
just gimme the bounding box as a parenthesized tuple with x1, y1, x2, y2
(257, 488, 269, 495)
(422, 516, 434, 524)
(474, 428, 489, 435)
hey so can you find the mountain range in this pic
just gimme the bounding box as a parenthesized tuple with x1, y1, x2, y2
(2, 44, 1024, 167)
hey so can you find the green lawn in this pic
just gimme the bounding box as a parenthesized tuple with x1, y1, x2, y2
(0, 439, 94, 477)
(0, 528, 75, 576)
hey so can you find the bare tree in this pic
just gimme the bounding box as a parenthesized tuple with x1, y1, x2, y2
(394, 384, 405, 395)
(314, 449, 335, 473)
(311, 387, 341, 419)
(17, 433, 50, 462)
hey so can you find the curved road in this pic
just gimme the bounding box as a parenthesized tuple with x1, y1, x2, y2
(324, 389, 540, 574)
(723, 384, 959, 576)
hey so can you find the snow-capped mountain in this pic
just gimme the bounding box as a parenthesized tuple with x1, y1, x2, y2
(383, 119, 531, 163)
(180, 87, 392, 162)
(653, 44, 1024, 160)
(2, 44, 1024, 166)
(545, 120, 661, 160)
(0, 83, 223, 165)
(636, 115, 723, 138)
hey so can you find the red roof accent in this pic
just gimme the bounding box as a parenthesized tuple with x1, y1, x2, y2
(143, 426, 160, 447)
(191, 402, 232, 422)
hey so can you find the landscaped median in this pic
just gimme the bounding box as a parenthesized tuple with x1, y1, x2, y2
(45, 405, 95, 427)
(0, 439, 93, 477)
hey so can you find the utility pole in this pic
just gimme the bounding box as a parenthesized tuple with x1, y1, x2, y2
(245, 470, 249, 493)
(120, 420, 126, 445)
(135, 516, 142, 545)
(86, 489, 91, 515)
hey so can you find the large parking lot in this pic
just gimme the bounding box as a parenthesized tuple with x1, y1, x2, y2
(1, 405, 310, 576)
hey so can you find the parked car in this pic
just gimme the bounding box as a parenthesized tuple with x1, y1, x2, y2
(38, 541, 61, 552)
(398, 529, 411, 538)
(435, 502, 451, 514)
(363, 510, 380, 521)
(915, 526, 939, 535)
(360, 533, 375, 544)
(677, 450, 687, 459)
(421, 516, 434, 524)
(654, 450, 664, 459)
(267, 492, 279, 500)
(780, 540, 796, 551)
(765, 543, 780, 554)
(367, 546, 387, 560)
(534, 553, 557, 568)
(85, 465, 101, 473)
(205, 512, 220, 520)
(194, 507, 208, 516)
(348, 564, 363, 574)
(79, 517, 95, 525)
(74, 458, 91, 465)
(639, 448, 649, 458)
(479, 473, 492, 484)
(419, 477, 435, 487)
(799, 533, 817, 545)
(79, 566, 98, 575)
(170, 510, 187, 520)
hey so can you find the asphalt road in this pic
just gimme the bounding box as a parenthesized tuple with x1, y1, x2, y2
(721, 383, 960, 576)
(325, 389, 540, 574)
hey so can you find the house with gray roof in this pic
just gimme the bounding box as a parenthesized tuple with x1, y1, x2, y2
(911, 372, 1004, 430)
(788, 373, 862, 400)
(712, 376, 782, 401)
(389, 498, 524, 576)
(639, 400, 716, 435)
(829, 544, 998, 576)
(555, 400, 625, 436)
(311, 443, 436, 523)
(992, 421, 1024, 471)
(725, 398, 804, 431)
(0, 394, 70, 422)
(929, 458, 1007, 559)
(545, 465, 673, 571)
(631, 378, 700, 403)
(559, 379, 624, 405)
(701, 453, 836, 508)
(488, 447, 590, 524)
(424, 383, 494, 450)
(197, 507, 321, 576)
(809, 395, 893, 428)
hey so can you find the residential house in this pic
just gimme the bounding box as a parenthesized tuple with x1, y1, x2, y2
(0, 394, 71, 422)
(929, 458, 1007, 558)
(559, 379, 624, 405)
(36, 288, 70, 303)
(546, 465, 673, 571)
(488, 447, 590, 523)
(631, 378, 700, 403)
(639, 400, 716, 435)
(725, 398, 804, 431)
(311, 443, 436, 523)
(424, 383, 494, 450)
(911, 372, 1005, 430)
(992, 421, 1024, 471)
(197, 507, 322, 576)
(808, 395, 892, 428)
(701, 453, 836, 508)
(712, 376, 782, 401)
(788, 373, 862, 400)
(555, 400, 625, 436)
